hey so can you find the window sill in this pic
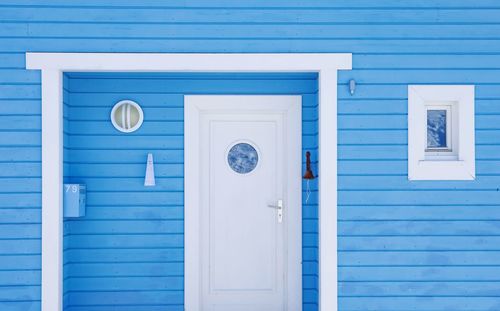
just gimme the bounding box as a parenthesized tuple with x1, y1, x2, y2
(409, 160, 475, 181)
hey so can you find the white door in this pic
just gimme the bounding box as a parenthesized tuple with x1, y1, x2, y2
(185, 95, 302, 311)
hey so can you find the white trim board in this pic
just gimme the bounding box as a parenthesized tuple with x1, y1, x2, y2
(25, 52, 352, 311)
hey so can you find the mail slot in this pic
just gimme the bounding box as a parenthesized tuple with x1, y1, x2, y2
(63, 184, 86, 218)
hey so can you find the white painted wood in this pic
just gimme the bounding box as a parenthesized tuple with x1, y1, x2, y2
(185, 100, 202, 311)
(186, 96, 301, 311)
(408, 85, 475, 180)
(26, 53, 352, 72)
(318, 70, 338, 311)
(26, 52, 352, 311)
(41, 70, 64, 311)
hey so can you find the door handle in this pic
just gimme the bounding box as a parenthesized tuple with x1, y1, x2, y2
(267, 199, 283, 223)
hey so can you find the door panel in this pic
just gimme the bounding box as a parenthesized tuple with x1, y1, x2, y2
(203, 117, 283, 310)
(186, 95, 302, 311)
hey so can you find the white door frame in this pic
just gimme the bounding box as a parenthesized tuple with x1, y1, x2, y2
(185, 95, 302, 310)
(25, 52, 352, 311)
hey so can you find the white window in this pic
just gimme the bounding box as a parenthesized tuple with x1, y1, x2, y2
(408, 85, 475, 180)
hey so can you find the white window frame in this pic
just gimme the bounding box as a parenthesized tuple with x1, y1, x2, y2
(408, 85, 475, 180)
(25, 52, 352, 311)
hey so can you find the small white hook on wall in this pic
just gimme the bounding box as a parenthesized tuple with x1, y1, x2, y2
(144, 153, 155, 187)
(349, 79, 356, 96)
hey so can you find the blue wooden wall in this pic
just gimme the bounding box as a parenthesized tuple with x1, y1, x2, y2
(62, 72, 319, 311)
(1, 1, 500, 310)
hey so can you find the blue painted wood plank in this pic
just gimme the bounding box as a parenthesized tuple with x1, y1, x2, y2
(68, 93, 183, 107)
(337, 160, 500, 176)
(0, 53, 25, 69)
(338, 297, 500, 311)
(68, 220, 183, 234)
(2, 0, 500, 8)
(65, 249, 182, 263)
(0, 163, 40, 177)
(339, 99, 407, 114)
(67, 291, 182, 306)
(84, 192, 183, 206)
(67, 136, 183, 149)
(67, 262, 183, 277)
(354, 55, 500, 69)
(66, 276, 183, 291)
(339, 266, 500, 281)
(0, 209, 40, 224)
(0, 302, 40, 311)
(0, 132, 40, 146)
(339, 130, 407, 144)
(0, 179, 41, 193)
(339, 176, 500, 191)
(0, 286, 39, 301)
(0, 69, 39, 83)
(2, 7, 500, 24)
(0, 85, 39, 98)
(69, 164, 183, 178)
(338, 99, 500, 115)
(0, 116, 40, 130)
(4, 38, 500, 54)
(339, 190, 500, 205)
(0, 224, 40, 238)
(338, 85, 500, 100)
(0, 270, 40, 285)
(67, 72, 317, 80)
(338, 220, 500, 236)
(0, 100, 40, 115)
(337, 145, 500, 160)
(340, 281, 500, 296)
(68, 234, 182, 248)
(77, 206, 183, 220)
(339, 251, 500, 266)
(69, 78, 316, 94)
(339, 69, 500, 84)
(339, 115, 407, 129)
(0, 255, 40, 270)
(69, 107, 183, 121)
(0, 194, 40, 208)
(5, 23, 500, 40)
(338, 205, 500, 221)
(339, 114, 500, 131)
(74, 178, 183, 191)
(339, 236, 500, 251)
(65, 306, 182, 311)
(68, 121, 184, 135)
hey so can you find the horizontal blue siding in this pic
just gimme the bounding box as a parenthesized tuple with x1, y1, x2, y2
(0, 1, 498, 310)
(63, 73, 319, 310)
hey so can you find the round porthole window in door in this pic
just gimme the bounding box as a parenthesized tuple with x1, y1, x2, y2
(227, 142, 259, 174)
(110, 100, 144, 133)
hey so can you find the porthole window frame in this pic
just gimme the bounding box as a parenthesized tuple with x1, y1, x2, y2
(226, 140, 260, 175)
(110, 100, 144, 133)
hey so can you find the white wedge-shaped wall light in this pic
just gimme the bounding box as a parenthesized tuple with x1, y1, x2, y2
(111, 100, 144, 133)
(144, 153, 156, 187)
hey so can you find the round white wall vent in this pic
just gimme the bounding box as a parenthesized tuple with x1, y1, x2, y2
(110, 100, 144, 133)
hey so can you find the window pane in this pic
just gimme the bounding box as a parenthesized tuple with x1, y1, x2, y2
(227, 143, 259, 174)
(427, 109, 447, 148)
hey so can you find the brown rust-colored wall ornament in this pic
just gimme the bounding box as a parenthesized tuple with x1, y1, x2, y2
(303, 151, 316, 180)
